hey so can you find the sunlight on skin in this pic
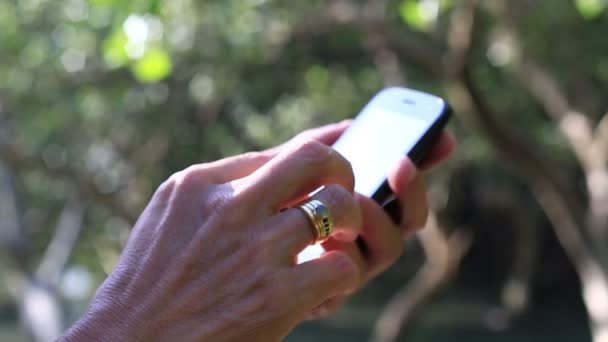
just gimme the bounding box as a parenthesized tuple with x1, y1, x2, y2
(297, 244, 326, 264)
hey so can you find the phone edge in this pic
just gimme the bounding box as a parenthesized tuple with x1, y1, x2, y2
(370, 103, 452, 207)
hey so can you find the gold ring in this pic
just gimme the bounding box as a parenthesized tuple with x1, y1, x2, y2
(298, 199, 334, 244)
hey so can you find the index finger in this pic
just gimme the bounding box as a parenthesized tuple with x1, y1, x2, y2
(265, 120, 352, 156)
(201, 120, 353, 184)
(237, 139, 355, 213)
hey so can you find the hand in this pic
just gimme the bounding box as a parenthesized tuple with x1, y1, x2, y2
(61, 121, 367, 342)
(308, 130, 455, 318)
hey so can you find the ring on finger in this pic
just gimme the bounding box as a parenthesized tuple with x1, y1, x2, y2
(298, 199, 334, 244)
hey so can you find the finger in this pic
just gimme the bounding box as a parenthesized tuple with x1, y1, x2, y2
(200, 121, 353, 184)
(266, 184, 362, 259)
(387, 158, 429, 236)
(400, 174, 429, 235)
(266, 120, 352, 156)
(200, 151, 274, 184)
(419, 131, 456, 170)
(304, 235, 369, 319)
(290, 250, 360, 311)
(297, 119, 352, 144)
(357, 195, 404, 280)
(239, 139, 355, 212)
(321, 238, 367, 287)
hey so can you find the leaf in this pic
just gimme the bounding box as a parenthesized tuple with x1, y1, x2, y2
(102, 29, 129, 68)
(399, 0, 425, 30)
(131, 47, 172, 83)
(575, 0, 605, 19)
(398, 0, 438, 31)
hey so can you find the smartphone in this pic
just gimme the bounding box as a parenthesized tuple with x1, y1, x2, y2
(298, 87, 451, 262)
(332, 87, 451, 221)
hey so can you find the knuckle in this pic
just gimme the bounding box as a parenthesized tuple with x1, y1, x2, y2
(290, 139, 331, 164)
(155, 166, 209, 202)
(322, 184, 354, 223)
(155, 177, 177, 201)
(240, 151, 269, 165)
(337, 155, 355, 187)
(162, 169, 233, 222)
(199, 183, 236, 219)
(294, 127, 316, 141)
(171, 166, 206, 191)
(288, 140, 354, 190)
(328, 150, 355, 192)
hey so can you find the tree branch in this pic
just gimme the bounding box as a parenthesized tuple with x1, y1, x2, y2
(514, 59, 596, 168)
(454, 65, 593, 268)
(36, 198, 87, 287)
(0, 160, 30, 270)
(369, 214, 472, 342)
(0, 159, 64, 342)
(498, 3, 608, 273)
(443, 0, 478, 76)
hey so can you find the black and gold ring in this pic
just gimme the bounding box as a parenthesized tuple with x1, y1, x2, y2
(298, 199, 334, 244)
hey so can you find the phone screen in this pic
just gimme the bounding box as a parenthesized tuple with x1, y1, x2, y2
(332, 105, 440, 197)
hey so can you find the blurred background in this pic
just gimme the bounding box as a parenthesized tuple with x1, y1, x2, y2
(1, 0, 607, 341)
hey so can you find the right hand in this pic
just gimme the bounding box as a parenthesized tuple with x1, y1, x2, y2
(60, 122, 364, 341)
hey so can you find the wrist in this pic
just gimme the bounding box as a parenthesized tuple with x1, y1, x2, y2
(59, 300, 141, 342)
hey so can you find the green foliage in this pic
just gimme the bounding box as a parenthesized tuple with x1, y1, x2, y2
(575, 0, 606, 19)
(132, 47, 172, 82)
(399, 0, 433, 30)
(398, 0, 452, 30)
(103, 29, 130, 67)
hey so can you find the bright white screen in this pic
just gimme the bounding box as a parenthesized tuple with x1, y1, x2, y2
(297, 106, 434, 264)
(332, 107, 431, 197)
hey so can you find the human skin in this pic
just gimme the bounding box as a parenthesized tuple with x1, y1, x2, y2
(59, 121, 454, 341)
